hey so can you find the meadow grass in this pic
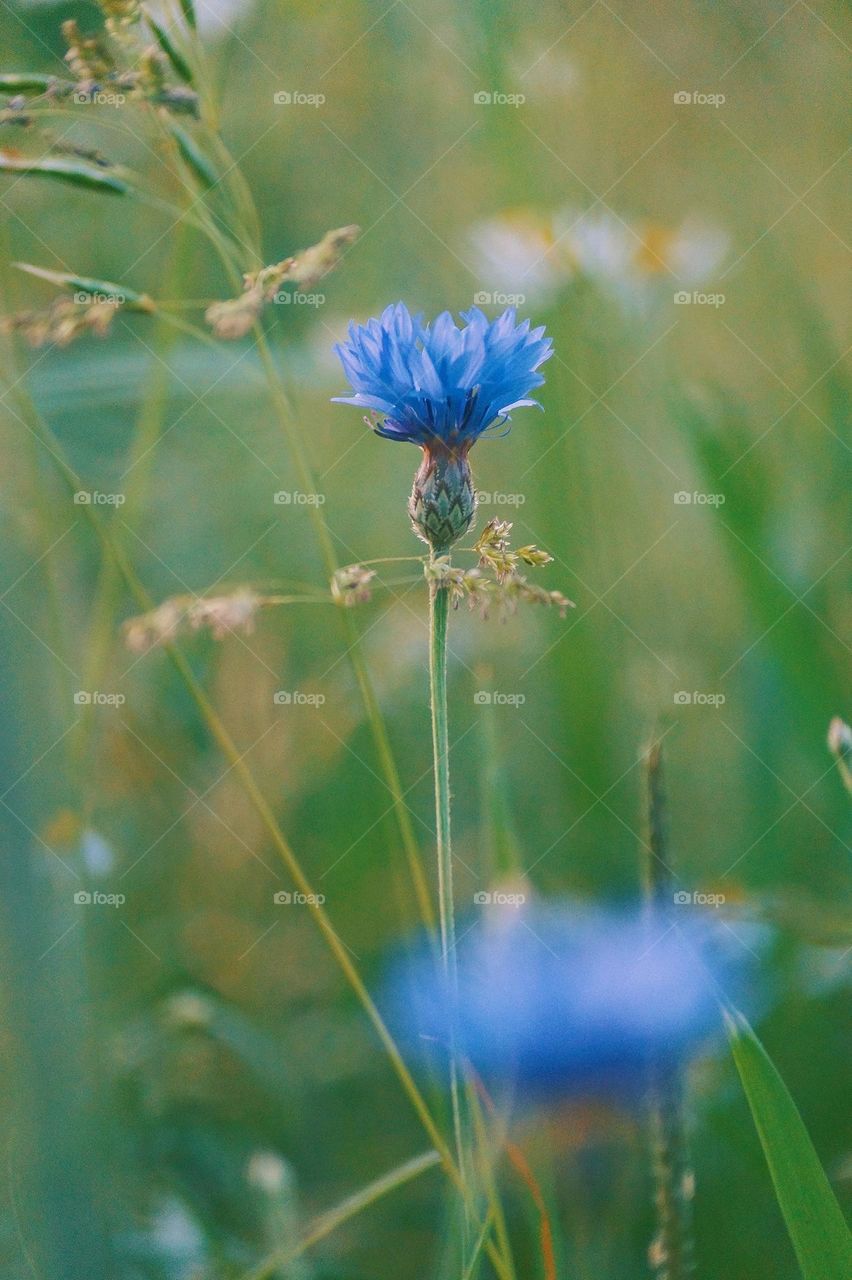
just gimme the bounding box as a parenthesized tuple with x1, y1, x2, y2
(0, 2, 849, 1277)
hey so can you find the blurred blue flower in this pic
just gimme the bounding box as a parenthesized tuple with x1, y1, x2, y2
(332, 302, 553, 447)
(387, 900, 746, 1099)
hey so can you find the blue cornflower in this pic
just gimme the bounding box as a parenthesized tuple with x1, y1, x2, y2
(333, 302, 552, 446)
(386, 900, 746, 1100)
(332, 303, 553, 550)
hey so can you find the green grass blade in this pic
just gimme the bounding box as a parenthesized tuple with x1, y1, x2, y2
(147, 15, 195, 83)
(13, 262, 154, 308)
(242, 1150, 441, 1280)
(725, 1008, 852, 1280)
(178, 0, 198, 30)
(0, 151, 129, 193)
(168, 121, 219, 189)
(0, 72, 72, 92)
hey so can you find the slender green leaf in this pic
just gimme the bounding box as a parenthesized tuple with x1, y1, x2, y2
(726, 1008, 852, 1280)
(147, 15, 194, 84)
(13, 262, 155, 310)
(0, 151, 128, 193)
(178, 0, 198, 29)
(168, 122, 219, 189)
(0, 73, 72, 93)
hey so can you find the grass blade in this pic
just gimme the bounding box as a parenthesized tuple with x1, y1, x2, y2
(0, 151, 129, 193)
(13, 262, 154, 309)
(725, 1007, 852, 1280)
(178, 0, 198, 30)
(0, 72, 72, 92)
(168, 121, 219, 189)
(147, 15, 194, 83)
(242, 1150, 441, 1280)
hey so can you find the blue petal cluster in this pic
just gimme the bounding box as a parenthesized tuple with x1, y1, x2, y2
(333, 302, 553, 446)
(387, 901, 746, 1099)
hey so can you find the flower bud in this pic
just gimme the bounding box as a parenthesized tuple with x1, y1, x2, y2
(408, 444, 476, 552)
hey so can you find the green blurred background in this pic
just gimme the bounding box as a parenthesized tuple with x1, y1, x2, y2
(0, 1, 849, 1276)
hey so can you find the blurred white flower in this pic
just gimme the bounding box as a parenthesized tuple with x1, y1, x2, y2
(661, 217, 729, 284)
(193, 0, 256, 38)
(246, 1150, 289, 1194)
(469, 208, 570, 306)
(467, 205, 728, 315)
(557, 207, 633, 282)
(80, 828, 115, 877)
(148, 1196, 207, 1279)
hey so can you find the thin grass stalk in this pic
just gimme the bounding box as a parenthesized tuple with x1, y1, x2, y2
(467, 1082, 517, 1280)
(243, 1150, 442, 1280)
(642, 741, 696, 1280)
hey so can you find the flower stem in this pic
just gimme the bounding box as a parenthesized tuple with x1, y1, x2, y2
(429, 563, 454, 961)
(428, 550, 471, 1229)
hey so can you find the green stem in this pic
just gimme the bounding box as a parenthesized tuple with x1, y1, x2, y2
(429, 566, 454, 963)
(428, 550, 471, 1233)
(642, 741, 695, 1280)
